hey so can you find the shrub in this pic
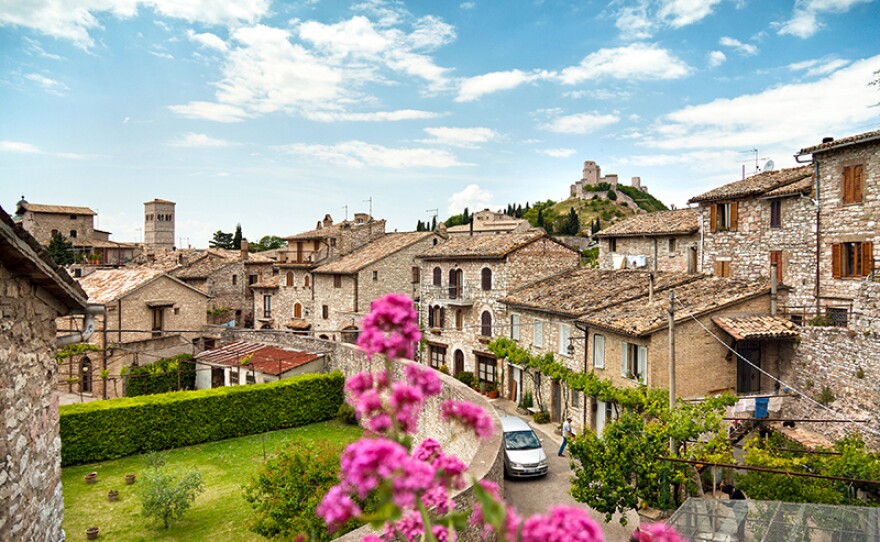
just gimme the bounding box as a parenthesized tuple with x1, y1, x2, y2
(337, 402, 358, 425)
(125, 354, 196, 397)
(59, 372, 344, 466)
(808, 315, 835, 327)
(606, 189, 618, 201)
(138, 460, 205, 529)
(533, 410, 550, 424)
(455, 371, 475, 388)
(518, 391, 534, 410)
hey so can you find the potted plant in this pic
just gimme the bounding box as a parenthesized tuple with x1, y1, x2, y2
(86, 526, 99, 540)
(125, 473, 136, 485)
(85, 472, 97, 484)
(486, 381, 499, 399)
(107, 489, 119, 502)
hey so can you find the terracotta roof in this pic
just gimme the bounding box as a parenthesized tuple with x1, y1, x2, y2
(419, 231, 549, 260)
(284, 217, 384, 241)
(579, 276, 770, 336)
(78, 268, 164, 303)
(195, 341, 320, 375)
(314, 232, 434, 274)
(174, 251, 238, 279)
(713, 315, 799, 341)
(18, 202, 96, 215)
(74, 239, 138, 249)
(596, 209, 699, 238)
(797, 130, 880, 155)
(502, 269, 699, 317)
(689, 166, 813, 203)
(130, 249, 203, 271)
(761, 175, 814, 199)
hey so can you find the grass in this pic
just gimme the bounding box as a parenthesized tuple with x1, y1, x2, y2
(549, 197, 636, 232)
(62, 420, 362, 542)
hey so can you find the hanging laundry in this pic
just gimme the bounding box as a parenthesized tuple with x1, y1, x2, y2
(767, 397, 783, 412)
(612, 253, 627, 269)
(754, 397, 769, 419)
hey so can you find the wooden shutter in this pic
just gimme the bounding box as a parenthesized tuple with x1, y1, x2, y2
(440, 308, 446, 329)
(831, 243, 842, 278)
(770, 251, 783, 282)
(709, 205, 717, 233)
(861, 242, 873, 277)
(637, 346, 647, 385)
(854, 165, 864, 203)
(730, 202, 738, 231)
(621, 342, 628, 377)
(428, 306, 435, 328)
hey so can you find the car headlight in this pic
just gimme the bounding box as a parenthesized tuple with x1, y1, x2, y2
(510, 462, 524, 469)
(538, 459, 548, 467)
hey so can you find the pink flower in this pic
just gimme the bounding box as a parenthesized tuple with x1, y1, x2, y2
(404, 364, 443, 397)
(520, 506, 604, 542)
(357, 294, 421, 360)
(386, 510, 424, 542)
(440, 400, 495, 439)
(632, 523, 685, 542)
(316, 485, 361, 534)
(391, 457, 436, 509)
(433, 454, 467, 490)
(470, 480, 521, 542)
(389, 382, 425, 434)
(361, 536, 385, 542)
(340, 438, 409, 499)
(412, 438, 442, 462)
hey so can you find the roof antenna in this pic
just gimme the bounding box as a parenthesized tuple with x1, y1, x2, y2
(740, 148, 768, 179)
(342, 205, 348, 221)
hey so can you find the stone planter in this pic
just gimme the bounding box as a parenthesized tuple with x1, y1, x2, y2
(125, 473, 136, 485)
(85, 472, 98, 484)
(86, 527, 100, 540)
(107, 490, 119, 502)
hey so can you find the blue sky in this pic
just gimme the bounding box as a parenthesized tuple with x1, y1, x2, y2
(2, 0, 879, 247)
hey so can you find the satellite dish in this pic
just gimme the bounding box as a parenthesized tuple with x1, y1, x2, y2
(763, 160, 775, 172)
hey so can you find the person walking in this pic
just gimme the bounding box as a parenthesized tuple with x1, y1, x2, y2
(558, 416, 573, 457)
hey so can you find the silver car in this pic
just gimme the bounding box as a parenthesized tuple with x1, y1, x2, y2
(500, 416, 548, 478)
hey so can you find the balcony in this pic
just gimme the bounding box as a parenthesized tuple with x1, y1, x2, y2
(422, 285, 476, 306)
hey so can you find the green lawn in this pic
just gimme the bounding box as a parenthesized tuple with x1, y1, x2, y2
(62, 421, 362, 542)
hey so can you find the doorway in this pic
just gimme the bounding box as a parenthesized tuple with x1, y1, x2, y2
(211, 367, 224, 388)
(736, 341, 762, 394)
(453, 349, 464, 376)
(551, 380, 562, 422)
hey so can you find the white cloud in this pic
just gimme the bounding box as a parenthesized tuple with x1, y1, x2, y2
(644, 54, 880, 150)
(537, 148, 577, 158)
(539, 112, 620, 134)
(708, 50, 726, 68)
(418, 127, 499, 148)
(657, 0, 723, 28)
(186, 29, 227, 51)
(447, 184, 494, 214)
(22, 37, 63, 60)
(304, 110, 444, 122)
(460, 2, 476, 9)
(456, 69, 546, 102)
(168, 101, 250, 122)
(168, 132, 237, 147)
(280, 140, 468, 169)
(788, 57, 851, 77)
(0, 140, 85, 159)
(149, 50, 174, 59)
(777, 0, 873, 39)
(614, 0, 723, 39)
(558, 43, 691, 84)
(0, 0, 271, 49)
(24, 73, 69, 94)
(719, 36, 758, 56)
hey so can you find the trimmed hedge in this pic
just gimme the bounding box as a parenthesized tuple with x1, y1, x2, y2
(60, 371, 345, 466)
(124, 353, 196, 397)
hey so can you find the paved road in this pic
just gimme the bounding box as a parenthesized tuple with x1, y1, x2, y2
(493, 401, 638, 541)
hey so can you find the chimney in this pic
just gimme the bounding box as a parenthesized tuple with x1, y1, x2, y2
(241, 240, 249, 261)
(323, 214, 333, 228)
(469, 217, 474, 236)
(648, 272, 654, 304)
(822, 136, 834, 144)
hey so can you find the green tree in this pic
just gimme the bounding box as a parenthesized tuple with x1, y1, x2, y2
(232, 223, 243, 250)
(606, 189, 618, 201)
(431, 215, 437, 231)
(561, 208, 581, 235)
(138, 461, 205, 529)
(250, 235, 285, 252)
(209, 230, 234, 249)
(47, 232, 75, 266)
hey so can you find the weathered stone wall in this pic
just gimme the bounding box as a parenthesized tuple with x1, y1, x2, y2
(0, 261, 65, 540)
(852, 282, 880, 333)
(782, 326, 880, 449)
(599, 233, 699, 273)
(18, 211, 97, 245)
(816, 141, 880, 304)
(505, 237, 580, 290)
(699, 195, 817, 307)
(312, 273, 356, 340)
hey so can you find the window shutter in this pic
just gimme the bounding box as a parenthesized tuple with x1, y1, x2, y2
(843, 167, 853, 203)
(831, 243, 842, 278)
(440, 308, 446, 329)
(854, 165, 863, 203)
(861, 242, 873, 277)
(428, 306, 435, 328)
(621, 342, 628, 377)
(637, 346, 647, 385)
(709, 205, 717, 233)
(714, 260, 723, 277)
(730, 202, 738, 231)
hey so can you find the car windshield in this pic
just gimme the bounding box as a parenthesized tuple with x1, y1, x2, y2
(504, 430, 541, 451)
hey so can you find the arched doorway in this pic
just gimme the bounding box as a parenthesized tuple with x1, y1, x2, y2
(453, 350, 464, 376)
(341, 326, 359, 344)
(80, 357, 92, 393)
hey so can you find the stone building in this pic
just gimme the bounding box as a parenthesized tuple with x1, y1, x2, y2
(689, 166, 818, 308)
(445, 209, 532, 236)
(144, 198, 175, 251)
(570, 160, 646, 199)
(251, 213, 385, 331)
(311, 232, 441, 341)
(596, 208, 699, 273)
(193, 340, 325, 389)
(0, 206, 91, 540)
(416, 232, 580, 386)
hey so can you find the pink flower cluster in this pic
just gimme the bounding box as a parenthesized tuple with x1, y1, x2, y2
(356, 293, 421, 361)
(345, 364, 443, 435)
(521, 505, 605, 542)
(631, 523, 686, 542)
(440, 400, 495, 439)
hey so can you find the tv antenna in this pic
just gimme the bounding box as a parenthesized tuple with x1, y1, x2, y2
(740, 148, 769, 179)
(763, 159, 775, 172)
(342, 205, 348, 221)
(363, 197, 372, 218)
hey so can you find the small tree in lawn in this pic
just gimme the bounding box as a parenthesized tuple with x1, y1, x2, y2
(138, 460, 205, 529)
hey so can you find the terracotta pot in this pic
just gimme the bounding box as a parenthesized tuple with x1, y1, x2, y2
(108, 490, 119, 502)
(86, 527, 99, 540)
(85, 472, 98, 484)
(125, 474, 136, 485)
(487, 390, 499, 399)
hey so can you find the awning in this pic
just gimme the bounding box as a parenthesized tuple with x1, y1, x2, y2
(146, 300, 175, 308)
(713, 315, 799, 341)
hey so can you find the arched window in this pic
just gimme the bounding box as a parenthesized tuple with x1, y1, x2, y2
(433, 267, 442, 286)
(455, 309, 463, 331)
(454, 350, 465, 376)
(286, 272, 294, 287)
(294, 303, 302, 319)
(304, 275, 311, 288)
(481, 311, 492, 337)
(80, 357, 92, 393)
(448, 269, 462, 299)
(428, 305, 435, 328)
(481, 267, 492, 291)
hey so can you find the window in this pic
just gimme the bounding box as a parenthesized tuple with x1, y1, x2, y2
(477, 355, 496, 385)
(69, 230, 77, 238)
(481, 311, 492, 337)
(263, 295, 272, 318)
(621, 342, 647, 384)
(173, 307, 180, 315)
(481, 267, 492, 290)
(232, 274, 237, 286)
(246, 372, 256, 385)
(609, 238, 617, 252)
(151, 308, 164, 335)
(428, 305, 445, 328)
(510, 314, 521, 340)
(372, 270, 378, 281)
(330, 237, 337, 247)
(334, 274, 342, 288)
(769, 251, 783, 282)
(429, 345, 446, 369)
(714, 260, 731, 278)
(248, 274, 257, 285)
(454, 350, 465, 376)
(770, 200, 782, 228)
(322, 305, 329, 319)
(455, 309, 463, 331)
(832, 242, 873, 278)
(286, 272, 294, 287)
(412, 266, 420, 284)
(668, 238, 676, 253)
(710, 202, 738, 232)
(304, 275, 310, 288)
(294, 303, 302, 319)
(448, 269, 462, 299)
(558, 323, 571, 356)
(571, 389, 580, 409)
(70, 214, 77, 220)
(842, 165, 864, 204)
(533, 320, 543, 348)
(433, 267, 442, 286)
(51, 229, 58, 237)
(592, 334, 605, 369)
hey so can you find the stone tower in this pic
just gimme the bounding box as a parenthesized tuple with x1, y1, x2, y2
(144, 199, 175, 250)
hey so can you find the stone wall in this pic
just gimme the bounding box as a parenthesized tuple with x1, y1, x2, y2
(782, 326, 880, 449)
(852, 282, 880, 333)
(19, 211, 97, 246)
(599, 233, 699, 273)
(0, 261, 65, 540)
